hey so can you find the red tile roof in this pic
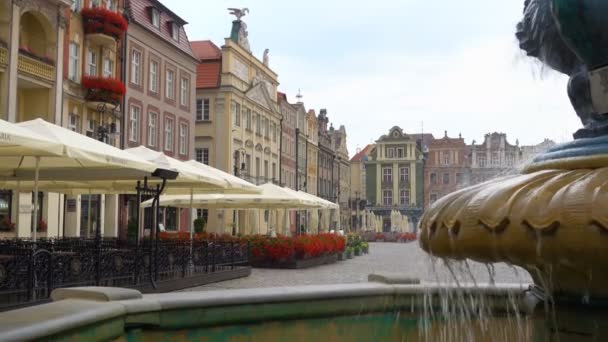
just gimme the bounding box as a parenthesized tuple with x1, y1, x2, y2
(196, 62, 221, 89)
(191, 40, 221, 60)
(350, 144, 375, 162)
(126, 0, 196, 60)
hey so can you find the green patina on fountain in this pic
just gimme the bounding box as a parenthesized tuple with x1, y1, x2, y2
(421, 0, 608, 301)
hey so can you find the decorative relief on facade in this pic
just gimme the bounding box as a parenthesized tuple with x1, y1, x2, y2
(232, 58, 249, 82)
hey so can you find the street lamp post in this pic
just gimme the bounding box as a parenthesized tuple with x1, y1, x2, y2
(233, 149, 246, 235)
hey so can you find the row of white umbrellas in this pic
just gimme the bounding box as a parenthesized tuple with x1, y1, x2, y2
(0, 118, 338, 239)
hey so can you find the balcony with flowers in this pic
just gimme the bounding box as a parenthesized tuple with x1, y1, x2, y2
(81, 76, 125, 110)
(81, 7, 128, 47)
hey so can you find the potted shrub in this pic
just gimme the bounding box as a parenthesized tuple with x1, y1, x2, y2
(362, 242, 369, 254)
(193, 217, 206, 234)
(345, 247, 354, 259)
(127, 219, 138, 240)
(354, 246, 362, 256)
(37, 219, 47, 233)
(0, 218, 15, 232)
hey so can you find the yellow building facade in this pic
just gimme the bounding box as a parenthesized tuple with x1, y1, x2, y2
(193, 26, 281, 234)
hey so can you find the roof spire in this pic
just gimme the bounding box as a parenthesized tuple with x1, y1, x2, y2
(296, 89, 303, 104)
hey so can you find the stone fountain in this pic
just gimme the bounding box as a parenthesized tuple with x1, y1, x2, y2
(420, 0, 608, 302)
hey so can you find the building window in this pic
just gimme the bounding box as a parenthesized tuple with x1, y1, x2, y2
(196, 208, 209, 221)
(443, 173, 450, 185)
(86, 119, 97, 138)
(264, 160, 269, 179)
(231, 101, 241, 127)
(87, 49, 97, 76)
(506, 155, 514, 167)
(430, 173, 437, 185)
(456, 173, 463, 184)
(180, 78, 189, 106)
(149, 60, 158, 93)
(255, 157, 261, 177)
(255, 113, 261, 134)
(171, 23, 180, 41)
(477, 155, 487, 168)
(195, 148, 209, 165)
(382, 167, 392, 183)
(245, 108, 252, 129)
(383, 191, 393, 205)
(272, 122, 277, 142)
(166, 70, 174, 99)
(164, 117, 174, 152)
(442, 152, 451, 165)
(196, 99, 210, 121)
(261, 117, 266, 136)
(68, 42, 79, 81)
(430, 193, 438, 204)
(400, 167, 409, 183)
(151, 8, 160, 29)
(68, 114, 80, 132)
(387, 148, 394, 158)
(147, 112, 157, 147)
(179, 123, 188, 155)
(71, 0, 81, 11)
(397, 148, 404, 158)
(102, 58, 113, 78)
(272, 162, 276, 181)
(492, 153, 499, 167)
(265, 119, 270, 138)
(131, 49, 141, 85)
(129, 106, 140, 143)
(106, 0, 115, 10)
(400, 190, 410, 205)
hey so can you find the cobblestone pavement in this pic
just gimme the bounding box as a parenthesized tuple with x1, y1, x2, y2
(182, 242, 532, 292)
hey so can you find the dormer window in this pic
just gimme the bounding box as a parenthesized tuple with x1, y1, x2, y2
(171, 22, 180, 41)
(151, 8, 160, 29)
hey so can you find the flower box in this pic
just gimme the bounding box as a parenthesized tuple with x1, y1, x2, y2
(81, 76, 125, 104)
(251, 253, 338, 269)
(81, 7, 128, 40)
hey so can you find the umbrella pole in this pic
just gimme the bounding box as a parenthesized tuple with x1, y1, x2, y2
(189, 188, 194, 272)
(87, 189, 92, 239)
(32, 157, 40, 242)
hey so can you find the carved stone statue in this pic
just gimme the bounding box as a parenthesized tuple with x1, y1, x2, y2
(237, 21, 251, 52)
(516, 0, 608, 138)
(227, 8, 249, 21)
(263, 49, 269, 67)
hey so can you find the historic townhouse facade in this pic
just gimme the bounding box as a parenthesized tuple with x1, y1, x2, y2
(468, 132, 521, 185)
(192, 17, 281, 234)
(120, 0, 197, 236)
(424, 132, 469, 207)
(365, 127, 423, 231)
(329, 125, 350, 229)
(278, 92, 296, 189)
(306, 110, 318, 197)
(519, 138, 556, 167)
(349, 144, 374, 231)
(62, 0, 128, 239)
(0, 0, 72, 238)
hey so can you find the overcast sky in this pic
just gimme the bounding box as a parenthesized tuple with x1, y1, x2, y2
(168, 0, 581, 157)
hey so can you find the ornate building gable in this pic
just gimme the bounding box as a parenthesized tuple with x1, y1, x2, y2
(376, 126, 413, 143)
(245, 81, 278, 114)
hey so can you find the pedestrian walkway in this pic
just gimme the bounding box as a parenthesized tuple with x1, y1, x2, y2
(182, 243, 531, 292)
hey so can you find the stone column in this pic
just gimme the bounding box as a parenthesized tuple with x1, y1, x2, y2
(64, 195, 81, 237)
(6, 2, 20, 122)
(44, 193, 61, 237)
(392, 162, 399, 204)
(54, 13, 66, 125)
(16, 193, 32, 238)
(98, 195, 105, 237)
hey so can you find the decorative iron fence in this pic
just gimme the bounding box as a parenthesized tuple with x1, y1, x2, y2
(0, 238, 249, 311)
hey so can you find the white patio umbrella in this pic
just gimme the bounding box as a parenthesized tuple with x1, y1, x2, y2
(1, 119, 167, 240)
(185, 160, 261, 195)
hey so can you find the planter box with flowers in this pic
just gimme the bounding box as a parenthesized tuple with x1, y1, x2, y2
(81, 7, 128, 40)
(81, 76, 126, 106)
(247, 233, 346, 269)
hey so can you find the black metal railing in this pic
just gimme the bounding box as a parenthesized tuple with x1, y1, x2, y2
(0, 238, 250, 311)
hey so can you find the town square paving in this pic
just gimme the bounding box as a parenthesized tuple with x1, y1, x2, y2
(182, 242, 532, 292)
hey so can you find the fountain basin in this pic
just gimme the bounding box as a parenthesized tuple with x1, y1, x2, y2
(420, 137, 608, 300)
(0, 282, 533, 341)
